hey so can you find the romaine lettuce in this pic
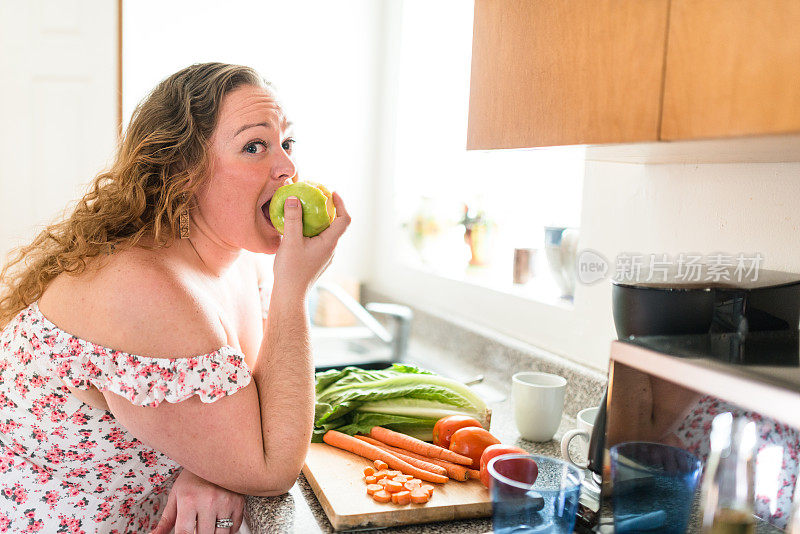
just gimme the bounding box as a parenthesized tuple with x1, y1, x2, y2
(312, 364, 489, 442)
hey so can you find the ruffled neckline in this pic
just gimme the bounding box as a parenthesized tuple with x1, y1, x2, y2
(19, 301, 252, 407)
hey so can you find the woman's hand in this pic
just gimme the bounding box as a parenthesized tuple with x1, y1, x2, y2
(150, 468, 245, 534)
(272, 191, 351, 298)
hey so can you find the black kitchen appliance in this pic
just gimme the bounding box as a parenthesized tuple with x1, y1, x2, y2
(612, 268, 800, 339)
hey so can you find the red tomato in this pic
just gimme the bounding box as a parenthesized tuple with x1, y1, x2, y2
(479, 444, 530, 488)
(448, 427, 500, 469)
(432, 415, 483, 449)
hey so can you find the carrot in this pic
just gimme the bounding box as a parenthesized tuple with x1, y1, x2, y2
(366, 484, 383, 495)
(410, 488, 430, 504)
(466, 469, 481, 480)
(355, 436, 449, 476)
(384, 480, 404, 493)
(392, 490, 412, 505)
(404, 480, 421, 491)
(374, 470, 389, 480)
(424, 458, 469, 481)
(421, 484, 434, 497)
(374, 459, 388, 471)
(322, 430, 448, 484)
(372, 489, 391, 503)
(370, 427, 472, 465)
(363, 466, 375, 476)
(364, 475, 377, 484)
(356, 435, 469, 481)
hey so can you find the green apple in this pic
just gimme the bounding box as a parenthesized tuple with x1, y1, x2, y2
(268, 181, 336, 237)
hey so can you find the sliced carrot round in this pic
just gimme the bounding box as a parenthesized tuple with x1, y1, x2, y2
(387, 470, 401, 477)
(392, 490, 412, 505)
(410, 488, 430, 504)
(374, 460, 388, 471)
(378, 478, 390, 487)
(366, 484, 383, 495)
(384, 480, 404, 493)
(364, 475, 377, 484)
(374, 470, 389, 480)
(404, 480, 421, 491)
(363, 466, 376, 476)
(421, 484, 434, 497)
(372, 489, 391, 503)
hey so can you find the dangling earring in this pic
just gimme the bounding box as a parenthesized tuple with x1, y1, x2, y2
(179, 209, 190, 239)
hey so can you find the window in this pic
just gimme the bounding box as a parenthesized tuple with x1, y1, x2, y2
(391, 1, 585, 303)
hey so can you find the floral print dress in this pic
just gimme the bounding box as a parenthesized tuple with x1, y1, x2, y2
(0, 302, 252, 533)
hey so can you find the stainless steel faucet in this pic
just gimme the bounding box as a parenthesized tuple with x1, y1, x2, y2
(314, 282, 413, 362)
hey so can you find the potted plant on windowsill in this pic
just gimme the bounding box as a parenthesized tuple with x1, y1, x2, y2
(460, 204, 495, 267)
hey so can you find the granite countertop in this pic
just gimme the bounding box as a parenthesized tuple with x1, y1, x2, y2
(245, 395, 578, 534)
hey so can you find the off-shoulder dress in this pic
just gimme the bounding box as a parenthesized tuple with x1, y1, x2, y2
(0, 302, 252, 533)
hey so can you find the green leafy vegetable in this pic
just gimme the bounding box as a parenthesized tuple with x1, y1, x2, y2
(312, 364, 489, 443)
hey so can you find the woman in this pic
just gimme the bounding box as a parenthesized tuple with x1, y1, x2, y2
(0, 62, 350, 532)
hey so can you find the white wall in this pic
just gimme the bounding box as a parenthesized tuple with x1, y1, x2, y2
(369, 155, 800, 371)
(0, 0, 118, 260)
(123, 0, 387, 282)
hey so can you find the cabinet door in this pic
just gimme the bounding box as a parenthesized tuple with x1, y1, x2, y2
(661, 0, 800, 140)
(467, 0, 670, 150)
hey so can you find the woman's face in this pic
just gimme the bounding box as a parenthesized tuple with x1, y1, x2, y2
(194, 84, 296, 255)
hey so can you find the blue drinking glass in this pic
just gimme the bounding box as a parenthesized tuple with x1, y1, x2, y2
(610, 442, 703, 534)
(488, 454, 583, 534)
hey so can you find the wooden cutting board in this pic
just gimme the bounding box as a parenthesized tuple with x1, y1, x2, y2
(302, 443, 492, 531)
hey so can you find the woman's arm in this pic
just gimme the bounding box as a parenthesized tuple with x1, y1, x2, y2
(606, 364, 702, 446)
(102, 194, 350, 496)
(248, 281, 315, 489)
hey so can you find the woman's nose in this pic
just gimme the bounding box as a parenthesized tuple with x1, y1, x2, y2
(273, 153, 296, 184)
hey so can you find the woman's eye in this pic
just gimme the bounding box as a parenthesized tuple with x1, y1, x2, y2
(281, 138, 296, 153)
(243, 141, 267, 155)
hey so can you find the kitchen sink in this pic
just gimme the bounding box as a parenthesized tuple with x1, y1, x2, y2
(311, 328, 394, 371)
(309, 282, 505, 403)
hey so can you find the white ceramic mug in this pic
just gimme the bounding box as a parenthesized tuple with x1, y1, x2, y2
(560, 406, 599, 469)
(512, 372, 567, 442)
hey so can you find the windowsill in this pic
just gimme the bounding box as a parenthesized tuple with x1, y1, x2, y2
(370, 251, 595, 369)
(400, 257, 575, 311)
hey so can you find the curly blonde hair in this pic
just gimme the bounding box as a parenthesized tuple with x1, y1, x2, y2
(0, 62, 267, 327)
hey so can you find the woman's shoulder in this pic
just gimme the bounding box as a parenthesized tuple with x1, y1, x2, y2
(40, 245, 228, 359)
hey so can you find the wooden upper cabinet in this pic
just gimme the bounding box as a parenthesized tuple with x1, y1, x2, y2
(467, 0, 670, 150)
(661, 0, 800, 140)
